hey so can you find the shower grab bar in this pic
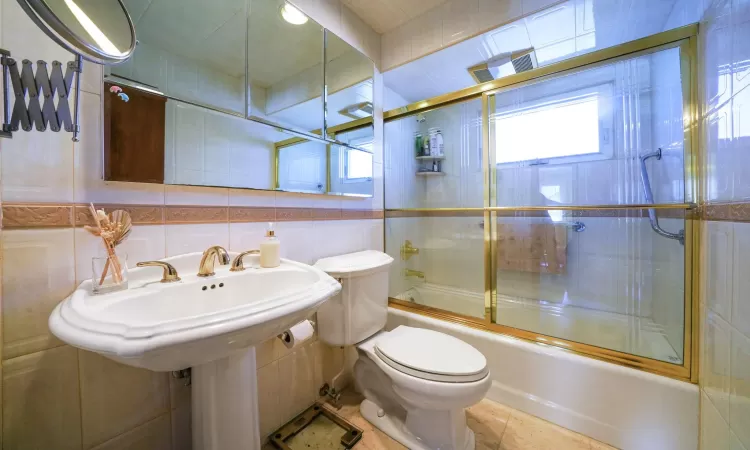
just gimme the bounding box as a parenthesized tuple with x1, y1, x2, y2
(639, 148, 685, 245)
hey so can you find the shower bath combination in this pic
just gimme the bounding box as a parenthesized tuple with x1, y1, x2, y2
(384, 26, 697, 383)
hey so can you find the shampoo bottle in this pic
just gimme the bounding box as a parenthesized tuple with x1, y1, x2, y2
(260, 222, 280, 268)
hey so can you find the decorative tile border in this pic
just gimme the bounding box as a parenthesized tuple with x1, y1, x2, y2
(165, 206, 228, 224)
(701, 202, 750, 222)
(74, 204, 164, 226)
(2, 203, 383, 229)
(3, 204, 75, 228)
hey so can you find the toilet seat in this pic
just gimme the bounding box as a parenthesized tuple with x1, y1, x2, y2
(374, 326, 489, 383)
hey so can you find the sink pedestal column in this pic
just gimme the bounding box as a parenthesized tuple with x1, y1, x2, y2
(192, 346, 260, 450)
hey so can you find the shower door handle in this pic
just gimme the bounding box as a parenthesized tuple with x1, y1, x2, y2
(639, 148, 685, 245)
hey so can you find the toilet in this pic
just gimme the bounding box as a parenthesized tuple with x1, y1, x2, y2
(314, 250, 491, 450)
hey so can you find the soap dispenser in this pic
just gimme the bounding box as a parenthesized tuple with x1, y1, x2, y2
(260, 222, 280, 268)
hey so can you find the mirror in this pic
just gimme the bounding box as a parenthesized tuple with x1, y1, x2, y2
(101, 0, 374, 197)
(328, 125, 374, 196)
(247, 0, 325, 134)
(274, 125, 375, 197)
(325, 31, 374, 133)
(18, 0, 136, 64)
(109, 0, 248, 115)
(276, 138, 328, 193)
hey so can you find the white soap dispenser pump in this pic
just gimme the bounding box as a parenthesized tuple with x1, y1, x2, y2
(260, 222, 280, 268)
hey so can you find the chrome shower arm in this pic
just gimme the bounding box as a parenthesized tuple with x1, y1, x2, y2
(639, 148, 685, 245)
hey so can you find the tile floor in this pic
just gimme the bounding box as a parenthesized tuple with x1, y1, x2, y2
(266, 389, 618, 450)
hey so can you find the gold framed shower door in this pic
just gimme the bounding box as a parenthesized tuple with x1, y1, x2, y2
(384, 24, 701, 383)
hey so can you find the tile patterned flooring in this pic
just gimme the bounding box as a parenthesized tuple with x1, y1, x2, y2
(267, 389, 618, 450)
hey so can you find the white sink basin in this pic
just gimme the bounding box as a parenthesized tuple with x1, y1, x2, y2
(49, 252, 341, 450)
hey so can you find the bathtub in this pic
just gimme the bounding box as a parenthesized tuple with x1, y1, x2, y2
(396, 283, 682, 364)
(385, 306, 699, 450)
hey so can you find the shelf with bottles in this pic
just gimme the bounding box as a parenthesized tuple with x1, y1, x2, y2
(414, 127, 445, 160)
(416, 157, 444, 176)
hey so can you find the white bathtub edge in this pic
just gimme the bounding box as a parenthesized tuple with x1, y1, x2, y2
(387, 307, 699, 450)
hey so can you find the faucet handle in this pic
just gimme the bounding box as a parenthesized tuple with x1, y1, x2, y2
(136, 261, 181, 283)
(230, 250, 260, 272)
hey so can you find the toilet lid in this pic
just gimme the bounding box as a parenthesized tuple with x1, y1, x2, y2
(374, 326, 488, 383)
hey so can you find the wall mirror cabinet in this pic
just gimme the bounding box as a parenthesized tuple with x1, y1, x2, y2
(103, 0, 374, 197)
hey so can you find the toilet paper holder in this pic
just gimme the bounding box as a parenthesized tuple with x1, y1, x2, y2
(278, 319, 316, 345)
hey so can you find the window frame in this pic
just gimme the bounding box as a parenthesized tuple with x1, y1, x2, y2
(493, 82, 615, 168)
(340, 139, 374, 183)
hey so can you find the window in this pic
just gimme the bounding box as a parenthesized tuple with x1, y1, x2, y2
(342, 141, 373, 182)
(494, 84, 613, 166)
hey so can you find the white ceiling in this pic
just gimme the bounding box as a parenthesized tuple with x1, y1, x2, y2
(342, 0, 450, 34)
(123, 0, 341, 86)
(384, 0, 680, 108)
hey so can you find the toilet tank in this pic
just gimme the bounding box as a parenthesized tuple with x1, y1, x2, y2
(313, 251, 394, 346)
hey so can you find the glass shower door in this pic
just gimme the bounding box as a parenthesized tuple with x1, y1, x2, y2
(486, 45, 692, 366)
(384, 98, 487, 319)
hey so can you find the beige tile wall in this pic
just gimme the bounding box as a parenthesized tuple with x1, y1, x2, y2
(0, 0, 384, 448)
(699, 0, 750, 446)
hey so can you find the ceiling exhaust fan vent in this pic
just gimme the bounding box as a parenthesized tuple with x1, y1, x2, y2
(467, 48, 538, 83)
(338, 101, 373, 120)
(511, 48, 538, 73)
(471, 67, 495, 83)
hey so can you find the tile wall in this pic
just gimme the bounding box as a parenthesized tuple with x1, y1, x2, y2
(0, 0, 383, 448)
(697, 0, 750, 444)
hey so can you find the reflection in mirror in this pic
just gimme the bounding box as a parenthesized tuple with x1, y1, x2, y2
(329, 126, 374, 196)
(101, 1, 374, 197)
(109, 0, 248, 114)
(325, 30, 374, 132)
(105, 81, 352, 192)
(247, 0, 324, 133)
(164, 100, 277, 189)
(275, 139, 327, 193)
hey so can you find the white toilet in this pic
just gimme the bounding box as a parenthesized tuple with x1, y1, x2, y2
(314, 250, 491, 450)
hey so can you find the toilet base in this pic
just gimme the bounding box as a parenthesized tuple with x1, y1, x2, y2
(359, 398, 476, 450)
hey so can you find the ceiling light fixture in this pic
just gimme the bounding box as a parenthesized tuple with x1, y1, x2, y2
(280, 3, 308, 25)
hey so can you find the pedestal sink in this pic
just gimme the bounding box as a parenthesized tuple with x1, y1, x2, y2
(49, 253, 341, 450)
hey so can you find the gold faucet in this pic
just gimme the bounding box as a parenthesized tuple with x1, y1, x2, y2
(136, 261, 181, 283)
(230, 250, 260, 272)
(400, 240, 419, 261)
(404, 269, 425, 279)
(198, 246, 230, 277)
